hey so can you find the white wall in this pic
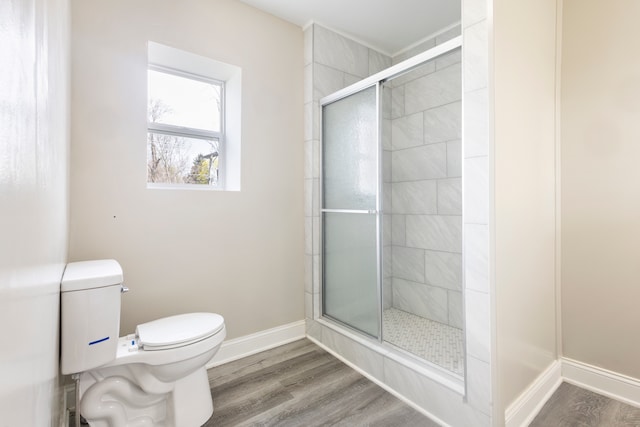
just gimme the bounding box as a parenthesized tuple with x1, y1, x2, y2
(69, 0, 304, 339)
(492, 0, 559, 417)
(462, 0, 494, 421)
(0, 0, 70, 425)
(561, 0, 640, 380)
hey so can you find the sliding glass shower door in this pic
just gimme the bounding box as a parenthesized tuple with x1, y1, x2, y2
(321, 85, 380, 338)
(318, 38, 465, 376)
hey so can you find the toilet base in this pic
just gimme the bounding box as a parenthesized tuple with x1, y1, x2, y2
(167, 367, 213, 427)
(79, 366, 213, 427)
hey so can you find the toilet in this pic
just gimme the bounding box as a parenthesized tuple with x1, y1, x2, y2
(60, 259, 226, 427)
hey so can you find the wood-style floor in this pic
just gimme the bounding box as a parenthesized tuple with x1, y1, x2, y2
(531, 382, 640, 427)
(204, 338, 640, 427)
(204, 339, 437, 427)
(70, 339, 640, 426)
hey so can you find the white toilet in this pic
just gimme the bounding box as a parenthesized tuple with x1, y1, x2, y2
(60, 259, 226, 427)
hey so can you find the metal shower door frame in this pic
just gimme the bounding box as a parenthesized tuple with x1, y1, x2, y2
(318, 35, 463, 343)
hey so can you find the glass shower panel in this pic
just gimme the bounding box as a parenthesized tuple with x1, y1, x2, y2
(322, 84, 379, 338)
(323, 212, 378, 337)
(322, 86, 377, 210)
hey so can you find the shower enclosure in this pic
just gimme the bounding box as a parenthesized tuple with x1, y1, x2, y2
(320, 38, 463, 376)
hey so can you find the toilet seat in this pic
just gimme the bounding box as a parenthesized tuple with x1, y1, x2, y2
(136, 313, 225, 351)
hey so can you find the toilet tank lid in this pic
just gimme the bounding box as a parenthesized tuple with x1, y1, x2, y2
(136, 313, 225, 349)
(61, 259, 123, 292)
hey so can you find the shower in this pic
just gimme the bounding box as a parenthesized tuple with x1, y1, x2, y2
(320, 37, 463, 376)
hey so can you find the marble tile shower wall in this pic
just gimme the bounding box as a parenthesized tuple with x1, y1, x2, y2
(461, 0, 492, 421)
(384, 30, 463, 330)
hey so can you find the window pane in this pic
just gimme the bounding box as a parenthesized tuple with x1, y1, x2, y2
(148, 69, 221, 132)
(147, 132, 219, 186)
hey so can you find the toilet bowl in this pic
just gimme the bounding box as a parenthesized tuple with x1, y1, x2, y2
(60, 260, 226, 427)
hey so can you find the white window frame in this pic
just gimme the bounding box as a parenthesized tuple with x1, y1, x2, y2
(147, 42, 242, 191)
(147, 64, 225, 188)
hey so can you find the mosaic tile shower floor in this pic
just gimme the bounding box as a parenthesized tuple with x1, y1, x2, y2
(383, 308, 464, 376)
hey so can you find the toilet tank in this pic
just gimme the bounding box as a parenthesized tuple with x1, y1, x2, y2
(60, 259, 124, 375)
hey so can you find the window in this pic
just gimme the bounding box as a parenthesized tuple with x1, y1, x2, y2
(147, 68, 223, 186)
(147, 42, 241, 190)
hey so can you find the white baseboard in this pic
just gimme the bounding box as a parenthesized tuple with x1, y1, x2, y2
(505, 360, 562, 427)
(562, 357, 640, 409)
(206, 320, 306, 368)
(504, 358, 640, 426)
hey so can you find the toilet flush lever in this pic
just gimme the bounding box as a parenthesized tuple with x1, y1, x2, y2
(121, 285, 129, 293)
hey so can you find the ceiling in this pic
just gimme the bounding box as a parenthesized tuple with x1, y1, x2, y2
(238, 0, 461, 56)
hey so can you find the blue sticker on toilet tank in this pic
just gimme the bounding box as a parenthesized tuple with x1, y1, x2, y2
(88, 336, 110, 346)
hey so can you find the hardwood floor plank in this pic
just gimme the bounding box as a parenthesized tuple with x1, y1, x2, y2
(204, 387, 294, 427)
(205, 339, 436, 426)
(614, 400, 640, 426)
(212, 349, 335, 407)
(331, 385, 439, 427)
(263, 376, 383, 427)
(562, 385, 611, 426)
(238, 373, 373, 427)
(530, 382, 576, 426)
(208, 340, 323, 388)
(232, 360, 376, 426)
(366, 406, 440, 427)
(531, 382, 640, 427)
(278, 356, 352, 391)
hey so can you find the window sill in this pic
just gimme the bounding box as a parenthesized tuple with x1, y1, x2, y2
(146, 183, 226, 191)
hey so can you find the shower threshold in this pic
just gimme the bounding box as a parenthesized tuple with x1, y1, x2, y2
(383, 308, 464, 376)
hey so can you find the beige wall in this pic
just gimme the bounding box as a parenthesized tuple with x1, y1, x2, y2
(69, 0, 304, 338)
(0, 0, 69, 423)
(493, 0, 559, 414)
(561, 0, 640, 379)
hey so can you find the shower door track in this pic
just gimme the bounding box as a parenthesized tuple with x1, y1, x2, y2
(320, 36, 461, 106)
